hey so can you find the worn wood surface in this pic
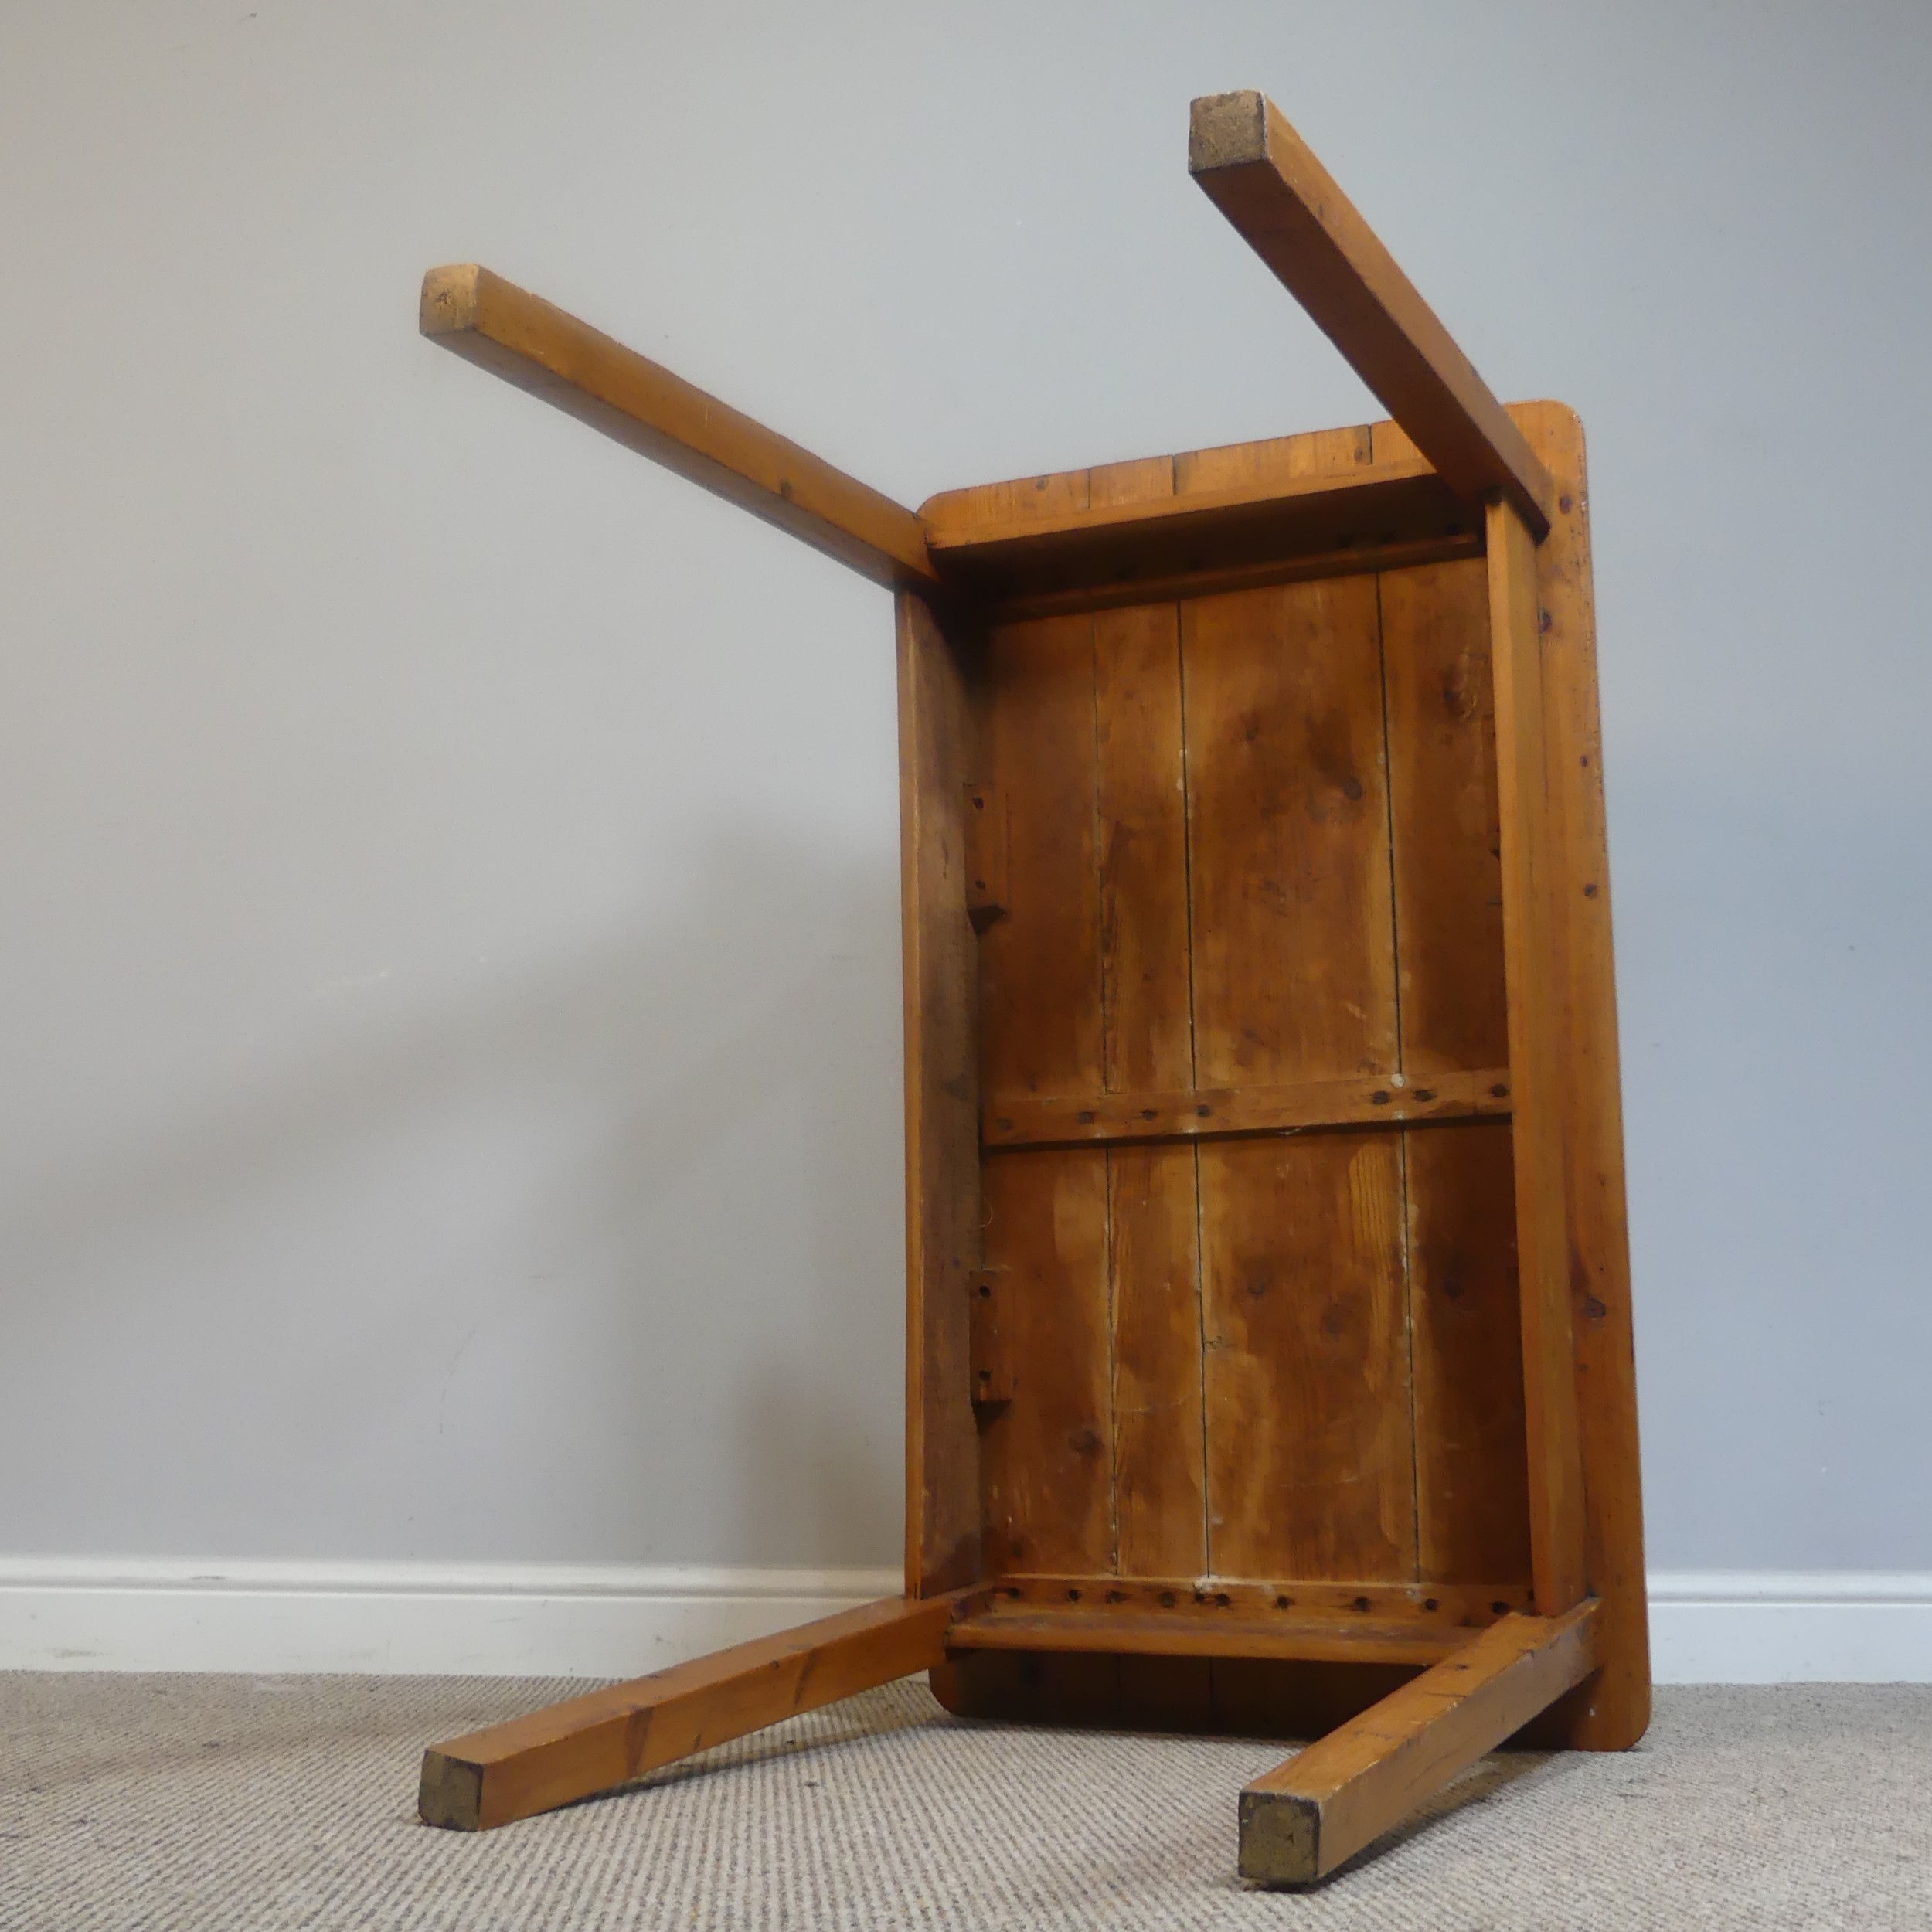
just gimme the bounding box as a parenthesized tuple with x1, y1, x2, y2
(1110, 1145, 1206, 1577)
(1200, 1133, 1414, 1581)
(951, 1602, 1490, 1668)
(1184, 575, 1396, 1087)
(1488, 496, 1587, 1617)
(420, 264, 938, 589)
(897, 594, 983, 1594)
(420, 1594, 962, 1831)
(1509, 402, 1649, 1748)
(1186, 94, 1553, 536)
(937, 406, 1641, 1762)
(978, 1149, 1115, 1574)
(920, 423, 1478, 621)
(969, 1269, 1015, 1406)
(977, 1575, 1526, 1617)
(926, 460, 1471, 610)
(422, 99, 1645, 1879)
(1238, 1600, 1600, 1884)
(1379, 548, 1533, 1591)
(977, 614, 1104, 1099)
(982, 1067, 1510, 1148)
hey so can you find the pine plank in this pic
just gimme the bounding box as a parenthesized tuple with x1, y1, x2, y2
(1380, 557, 1509, 1077)
(1095, 601, 1192, 1094)
(1109, 1145, 1206, 1576)
(1199, 1134, 1415, 1580)
(1182, 576, 1396, 1087)
(977, 615, 1104, 1099)
(979, 1149, 1115, 1573)
(1406, 1122, 1533, 1585)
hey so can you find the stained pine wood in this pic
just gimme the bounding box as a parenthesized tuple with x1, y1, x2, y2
(977, 614, 1104, 1099)
(969, 1270, 1015, 1406)
(1094, 600, 1191, 1096)
(1488, 497, 1587, 1617)
(415, 95, 1646, 1876)
(950, 1600, 1488, 1668)
(1405, 1123, 1534, 1583)
(967, 1575, 1527, 1628)
(925, 458, 1468, 607)
(1199, 1132, 1415, 1581)
(1379, 555, 1534, 1590)
(1109, 1145, 1206, 1576)
(1183, 575, 1396, 1087)
(978, 1148, 1114, 1573)
(1380, 556, 1510, 1077)
(1238, 1600, 1600, 1884)
(1509, 402, 1649, 1749)
(920, 423, 1479, 623)
(982, 1066, 1511, 1148)
(897, 594, 983, 1594)
(1187, 94, 1554, 536)
(419, 1593, 963, 1831)
(420, 265, 939, 589)
(962, 783, 1009, 924)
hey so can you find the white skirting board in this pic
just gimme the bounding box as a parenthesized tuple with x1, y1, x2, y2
(0, 1560, 1927, 1683)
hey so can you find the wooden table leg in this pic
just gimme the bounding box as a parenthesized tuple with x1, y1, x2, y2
(1238, 1600, 1600, 1885)
(420, 1591, 968, 1830)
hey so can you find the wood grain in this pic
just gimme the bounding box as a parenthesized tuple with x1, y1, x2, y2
(1488, 498, 1587, 1616)
(969, 1269, 1015, 1406)
(1379, 553, 1531, 1588)
(977, 615, 1104, 1100)
(1109, 1145, 1206, 1576)
(1200, 1133, 1415, 1580)
(1508, 401, 1649, 1748)
(420, 264, 938, 589)
(1381, 556, 1509, 1077)
(982, 1066, 1510, 1148)
(926, 460, 1470, 607)
(1183, 576, 1396, 1087)
(1406, 1121, 1533, 1585)
(979, 1149, 1115, 1573)
(896, 594, 984, 1594)
(948, 1593, 1509, 1668)
(420, 1593, 963, 1830)
(972, 1574, 1527, 1627)
(1238, 1600, 1600, 1883)
(1187, 96, 1554, 536)
(1095, 600, 1192, 1094)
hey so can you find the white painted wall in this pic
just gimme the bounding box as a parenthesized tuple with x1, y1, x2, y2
(2, 0, 1928, 1620)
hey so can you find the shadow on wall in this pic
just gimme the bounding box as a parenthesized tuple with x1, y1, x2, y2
(2, 825, 907, 1566)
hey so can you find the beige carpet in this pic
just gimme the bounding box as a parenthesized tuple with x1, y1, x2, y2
(2, 1672, 1927, 1930)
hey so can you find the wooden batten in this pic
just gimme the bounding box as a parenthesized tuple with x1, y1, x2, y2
(981, 1066, 1512, 1150)
(949, 1575, 1533, 1668)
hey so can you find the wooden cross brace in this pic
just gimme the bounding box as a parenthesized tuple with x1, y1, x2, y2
(411, 90, 1646, 1887)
